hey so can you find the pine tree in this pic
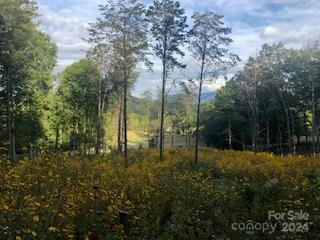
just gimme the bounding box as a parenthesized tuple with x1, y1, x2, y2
(189, 11, 238, 163)
(147, 0, 187, 160)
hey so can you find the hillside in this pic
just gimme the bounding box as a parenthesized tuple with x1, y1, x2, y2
(1, 149, 319, 239)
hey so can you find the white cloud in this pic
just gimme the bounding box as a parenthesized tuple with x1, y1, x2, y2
(260, 25, 320, 47)
(37, 0, 320, 96)
(261, 26, 280, 38)
(37, 4, 94, 72)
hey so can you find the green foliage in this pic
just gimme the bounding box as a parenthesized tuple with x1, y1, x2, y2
(147, 0, 188, 70)
(0, 0, 57, 154)
(56, 59, 100, 151)
(202, 43, 320, 153)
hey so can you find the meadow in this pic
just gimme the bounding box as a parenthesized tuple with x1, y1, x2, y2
(1, 149, 319, 240)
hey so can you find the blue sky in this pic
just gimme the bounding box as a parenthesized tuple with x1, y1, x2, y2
(37, 0, 320, 96)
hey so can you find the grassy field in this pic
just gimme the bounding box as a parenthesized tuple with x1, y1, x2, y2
(128, 131, 199, 149)
(1, 149, 320, 239)
(127, 131, 149, 148)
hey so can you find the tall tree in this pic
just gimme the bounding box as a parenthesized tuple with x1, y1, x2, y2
(87, 45, 113, 154)
(189, 11, 238, 164)
(59, 59, 100, 154)
(0, 0, 56, 161)
(91, 0, 149, 161)
(147, 0, 187, 160)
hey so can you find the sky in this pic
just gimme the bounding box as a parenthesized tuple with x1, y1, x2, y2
(37, 0, 320, 96)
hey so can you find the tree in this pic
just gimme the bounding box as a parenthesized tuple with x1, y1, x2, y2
(147, 0, 187, 160)
(0, 0, 36, 161)
(87, 45, 114, 154)
(59, 59, 100, 154)
(0, 0, 56, 161)
(189, 11, 238, 164)
(91, 0, 149, 161)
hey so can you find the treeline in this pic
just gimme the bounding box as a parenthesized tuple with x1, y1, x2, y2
(202, 43, 320, 156)
(1, 0, 319, 163)
(1, 0, 237, 163)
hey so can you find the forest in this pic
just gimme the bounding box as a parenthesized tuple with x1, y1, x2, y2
(1, 0, 320, 239)
(1, 0, 320, 161)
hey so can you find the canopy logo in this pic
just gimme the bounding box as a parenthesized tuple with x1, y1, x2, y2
(231, 210, 310, 234)
(231, 220, 277, 234)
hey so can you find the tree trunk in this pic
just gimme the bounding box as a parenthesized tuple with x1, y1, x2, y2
(117, 92, 123, 153)
(195, 53, 205, 164)
(96, 119, 101, 154)
(123, 75, 128, 162)
(119, 24, 129, 162)
(279, 91, 293, 153)
(147, 101, 150, 139)
(159, 54, 166, 161)
(95, 75, 102, 154)
(55, 126, 60, 152)
(291, 110, 296, 154)
(253, 63, 259, 152)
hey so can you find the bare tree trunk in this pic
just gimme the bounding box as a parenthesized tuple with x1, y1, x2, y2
(96, 75, 103, 155)
(123, 76, 128, 162)
(159, 53, 166, 161)
(119, 24, 129, 162)
(117, 92, 122, 153)
(195, 53, 205, 164)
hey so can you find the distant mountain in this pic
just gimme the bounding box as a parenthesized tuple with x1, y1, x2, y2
(128, 91, 216, 116)
(201, 91, 216, 102)
(128, 96, 147, 115)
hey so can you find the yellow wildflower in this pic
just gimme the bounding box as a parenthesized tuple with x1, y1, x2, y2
(33, 215, 39, 222)
(48, 226, 58, 232)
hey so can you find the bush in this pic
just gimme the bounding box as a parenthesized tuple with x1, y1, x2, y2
(0, 150, 319, 239)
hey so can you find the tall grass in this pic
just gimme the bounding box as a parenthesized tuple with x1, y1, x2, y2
(0, 149, 319, 239)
